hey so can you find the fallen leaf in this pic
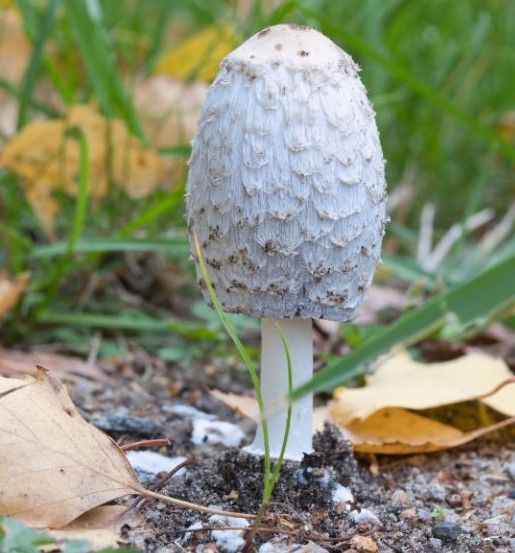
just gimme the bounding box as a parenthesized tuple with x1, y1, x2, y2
(0, 369, 257, 527)
(0, 348, 111, 383)
(49, 505, 142, 550)
(0, 367, 142, 527)
(211, 390, 259, 421)
(328, 350, 515, 454)
(155, 25, 240, 82)
(0, 105, 168, 235)
(211, 390, 327, 433)
(331, 350, 515, 422)
(0, 272, 29, 320)
(333, 407, 514, 454)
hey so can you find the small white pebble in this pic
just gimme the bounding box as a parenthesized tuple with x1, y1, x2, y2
(192, 419, 245, 447)
(332, 484, 354, 505)
(350, 508, 381, 526)
(126, 451, 187, 476)
(182, 521, 203, 544)
(209, 514, 249, 553)
(164, 404, 216, 420)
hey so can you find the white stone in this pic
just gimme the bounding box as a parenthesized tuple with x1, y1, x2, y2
(191, 419, 245, 447)
(332, 483, 354, 505)
(350, 508, 381, 526)
(126, 451, 187, 476)
(208, 514, 249, 553)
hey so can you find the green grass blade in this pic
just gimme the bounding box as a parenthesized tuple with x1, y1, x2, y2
(30, 237, 188, 259)
(16, 0, 59, 130)
(263, 322, 293, 504)
(193, 234, 272, 500)
(291, 252, 515, 399)
(37, 311, 220, 340)
(64, 1, 145, 139)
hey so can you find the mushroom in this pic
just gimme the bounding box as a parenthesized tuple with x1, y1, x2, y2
(186, 24, 387, 461)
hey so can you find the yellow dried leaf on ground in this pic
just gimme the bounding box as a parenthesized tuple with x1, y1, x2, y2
(49, 506, 142, 550)
(332, 407, 514, 455)
(331, 350, 515, 422)
(0, 272, 29, 320)
(0, 105, 168, 235)
(155, 24, 241, 82)
(328, 350, 515, 454)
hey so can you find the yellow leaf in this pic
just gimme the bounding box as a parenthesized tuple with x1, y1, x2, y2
(332, 407, 514, 454)
(49, 506, 142, 550)
(0, 105, 168, 235)
(155, 25, 240, 82)
(0, 368, 143, 527)
(332, 350, 515, 422)
(0, 271, 29, 320)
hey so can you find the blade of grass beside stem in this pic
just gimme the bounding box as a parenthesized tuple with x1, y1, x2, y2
(193, 234, 272, 503)
(16, 0, 59, 130)
(263, 322, 293, 504)
(291, 252, 515, 399)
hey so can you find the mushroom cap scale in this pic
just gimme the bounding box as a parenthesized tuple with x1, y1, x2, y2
(186, 24, 387, 322)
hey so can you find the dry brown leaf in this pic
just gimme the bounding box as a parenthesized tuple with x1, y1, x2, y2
(49, 506, 142, 550)
(0, 347, 111, 383)
(332, 407, 514, 454)
(0, 271, 29, 320)
(331, 350, 515, 423)
(0, 105, 169, 235)
(0, 367, 143, 527)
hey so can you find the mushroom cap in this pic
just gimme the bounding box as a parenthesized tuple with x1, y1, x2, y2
(186, 24, 387, 322)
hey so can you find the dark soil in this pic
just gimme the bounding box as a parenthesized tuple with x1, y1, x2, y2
(66, 354, 515, 553)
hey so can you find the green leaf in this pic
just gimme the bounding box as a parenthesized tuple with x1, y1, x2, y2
(291, 252, 515, 399)
(63, 539, 91, 553)
(0, 517, 54, 553)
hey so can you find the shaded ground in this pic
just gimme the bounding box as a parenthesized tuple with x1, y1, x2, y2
(67, 355, 515, 553)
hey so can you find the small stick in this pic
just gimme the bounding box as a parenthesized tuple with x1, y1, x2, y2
(120, 438, 171, 451)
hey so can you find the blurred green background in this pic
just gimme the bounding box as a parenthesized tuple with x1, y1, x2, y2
(0, 0, 513, 375)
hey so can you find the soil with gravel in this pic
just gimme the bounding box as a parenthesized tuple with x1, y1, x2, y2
(68, 354, 514, 553)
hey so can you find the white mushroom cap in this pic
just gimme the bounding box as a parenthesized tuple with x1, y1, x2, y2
(186, 24, 387, 322)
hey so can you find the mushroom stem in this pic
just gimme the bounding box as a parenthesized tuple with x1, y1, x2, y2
(246, 317, 313, 461)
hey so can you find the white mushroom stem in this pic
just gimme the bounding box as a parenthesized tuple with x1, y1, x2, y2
(245, 317, 313, 461)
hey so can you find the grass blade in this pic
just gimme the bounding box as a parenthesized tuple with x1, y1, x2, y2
(16, 0, 59, 130)
(30, 237, 188, 259)
(64, 1, 145, 139)
(291, 252, 515, 399)
(193, 234, 272, 502)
